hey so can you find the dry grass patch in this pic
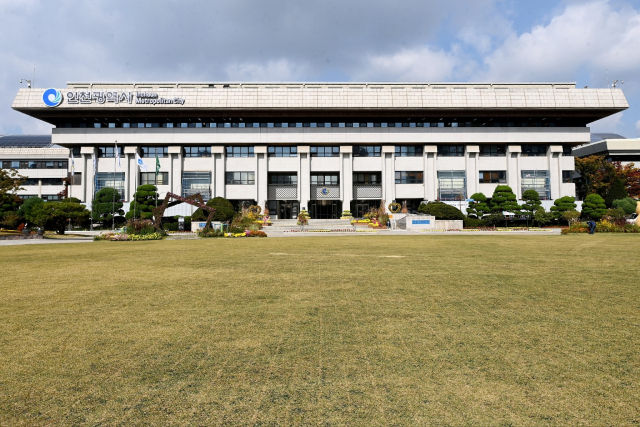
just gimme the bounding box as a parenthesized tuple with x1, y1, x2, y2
(0, 235, 639, 425)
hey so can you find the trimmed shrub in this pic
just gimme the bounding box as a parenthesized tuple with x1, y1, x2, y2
(612, 197, 637, 215)
(192, 197, 236, 222)
(550, 196, 577, 220)
(522, 189, 542, 220)
(126, 185, 158, 220)
(582, 194, 607, 220)
(125, 219, 156, 235)
(463, 217, 487, 228)
(484, 212, 504, 226)
(92, 187, 124, 226)
(605, 177, 628, 207)
(417, 202, 464, 220)
(466, 193, 490, 219)
(164, 222, 179, 231)
(490, 186, 521, 213)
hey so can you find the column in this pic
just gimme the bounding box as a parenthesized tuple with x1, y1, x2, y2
(382, 145, 394, 204)
(124, 146, 138, 200)
(340, 146, 352, 209)
(506, 145, 521, 198)
(424, 145, 437, 201)
(80, 146, 95, 204)
(255, 146, 268, 206)
(549, 145, 563, 200)
(211, 146, 225, 198)
(466, 145, 480, 197)
(299, 146, 311, 209)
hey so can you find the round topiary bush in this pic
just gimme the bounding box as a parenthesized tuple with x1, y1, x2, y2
(582, 194, 607, 220)
(417, 202, 464, 220)
(192, 197, 236, 222)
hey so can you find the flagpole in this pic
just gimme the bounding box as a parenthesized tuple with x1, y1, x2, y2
(112, 141, 117, 231)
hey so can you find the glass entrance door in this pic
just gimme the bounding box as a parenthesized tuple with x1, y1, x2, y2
(355, 203, 370, 218)
(309, 200, 342, 219)
(277, 201, 299, 219)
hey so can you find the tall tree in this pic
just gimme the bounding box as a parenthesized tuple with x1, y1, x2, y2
(28, 197, 90, 234)
(605, 177, 628, 207)
(521, 189, 541, 222)
(126, 185, 158, 220)
(490, 185, 521, 213)
(92, 187, 124, 226)
(575, 155, 640, 200)
(0, 168, 25, 217)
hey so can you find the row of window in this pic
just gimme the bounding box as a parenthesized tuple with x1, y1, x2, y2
(90, 144, 566, 159)
(2, 160, 68, 169)
(61, 120, 572, 129)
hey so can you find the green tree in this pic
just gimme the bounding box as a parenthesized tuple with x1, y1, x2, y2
(126, 184, 158, 220)
(612, 197, 637, 215)
(466, 193, 490, 219)
(534, 207, 554, 227)
(417, 202, 465, 220)
(29, 197, 90, 234)
(490, 185, 521, 213)
(18, 197, 44, 220)
(549, 196, 577, 220)
(521, 189, 542, 222)
(581, 194, 607, 220)
(92, 187, 124, 226)
(192, 197, 236, 222)
(562, 210, 581, 225)
(0, 168, 25, 218)
(605, 177, 628, 207)
(484, 211, 505, 227)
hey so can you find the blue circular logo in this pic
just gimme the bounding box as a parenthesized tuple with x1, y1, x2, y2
(43, 88, 63, 107)
(321, 187, 330, 195)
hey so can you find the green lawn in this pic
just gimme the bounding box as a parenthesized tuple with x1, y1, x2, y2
(1, 235, 639, 426)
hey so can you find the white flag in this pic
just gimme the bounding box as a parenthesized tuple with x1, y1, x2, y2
(135, 153, 149, 172)
(115, 144, 121, 169)
(92, 153, 96, 175)
(70, 150, 75, 174)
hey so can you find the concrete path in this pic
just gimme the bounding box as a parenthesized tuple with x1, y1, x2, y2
(0, 238, 93, 246)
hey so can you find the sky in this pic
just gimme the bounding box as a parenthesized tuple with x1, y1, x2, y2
(1, 0, 640, 137)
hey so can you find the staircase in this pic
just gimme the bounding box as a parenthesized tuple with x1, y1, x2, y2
(269, 219, 352, 231)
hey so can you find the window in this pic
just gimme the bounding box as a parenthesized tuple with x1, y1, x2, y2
(2, 160, 67, 169)
(140, 172, 169, 185)
(311, 174, 339, 185)
(310, 146, 340, 157)
(353, 173, 381, 185)
(437, 145, 464, 157)
(72, 173, 82, 185)
(521, 170, 550, 200)
(41, 178, 65, 186)
(225, 172, 255, 185)
(562, 145, 573, 156)
(183, 171, 211, 200)
(395, 146, 423, 157)
(395, 171, 424, 184)
(184, 146, 211, 157)
(226, 146, 254, 157)
(96, 172, 125, 199)
(268, 146, 297, 157)
(562, 170, 574, 183)
(141, 146, 168, 157)
(41, 195, 61, 201)
(71, 146, 81, 157)
(353, 146, 381, 157)
(479, 145, 506, 157)
(268, 174, 297, 185)
(479, 171, 506, 183)
(438, 171, 466, 201)
(521, 145, 547, 157)
(97, 146, 123, 158)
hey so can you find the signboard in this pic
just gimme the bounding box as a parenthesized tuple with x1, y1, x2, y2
(43, 88, 186, 107)
(412, 219, 431, 225)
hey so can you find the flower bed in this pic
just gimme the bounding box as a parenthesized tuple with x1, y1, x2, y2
(226, 230, 267, 238)
(94, 232, 164, 241)
(561, 220, 640, 234)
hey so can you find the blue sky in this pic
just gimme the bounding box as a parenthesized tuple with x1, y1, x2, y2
(1, 0, 640, 137)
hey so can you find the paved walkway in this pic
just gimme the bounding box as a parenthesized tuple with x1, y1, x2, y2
(0, 237, 93, 246)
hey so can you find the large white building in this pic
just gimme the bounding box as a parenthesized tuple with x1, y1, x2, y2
(10, 82, 628, 218)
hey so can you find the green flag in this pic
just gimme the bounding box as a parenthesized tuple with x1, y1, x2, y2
(155, 153, 160, 175)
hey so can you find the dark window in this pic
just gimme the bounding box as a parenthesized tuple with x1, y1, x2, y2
(268, 174, 297, 185)
(226, 172, 255, 185)
(562, 145, 573, 156)
(97, 146, 123, 158)
(395, 171, 423, 184)
(353, 146, 381, 157)
(562, 171, 574, 183)
(72, 173, 82, 185)
(310, 174, 339, 185)
(226, 146, 255, 157)
(268, 146, 297, 157)
(479, 171, 507, 183)
(71, 146, 81, 157)
(437, 145, 464, 157)
(140, 172, 169, 185)
(395, 146, 424, 157)
(184, 147, 211, 157)
(141, 146, 168, 157)
(479, 145, 506, 157)
(310, 146, 340, 157)
(522, 145, 547, 156)
(2, 160, 67, 169)
(353, 173, 381, 185)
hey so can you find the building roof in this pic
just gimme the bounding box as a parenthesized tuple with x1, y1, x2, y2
(0, 135, 53, 148)
(590, 133, 626, 143)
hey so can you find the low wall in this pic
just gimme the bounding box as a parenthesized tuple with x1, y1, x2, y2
(403, 215, 463, 231)
(0, 234, 44, 240)
(433, 220, 464, 230)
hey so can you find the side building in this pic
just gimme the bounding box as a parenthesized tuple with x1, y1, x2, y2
(10, 82, 629, 218)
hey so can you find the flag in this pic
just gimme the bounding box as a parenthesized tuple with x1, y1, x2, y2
(135, 153, 149, 172)
(155, 153, 160, 175)
(70, 150, 75, 175)
(115, 143, 121, 169)
(92, 153, 97, 191)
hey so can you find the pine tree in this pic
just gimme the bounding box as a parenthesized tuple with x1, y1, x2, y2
(521, 189, 542, 221)
(126, 185, 158, 220)
(466, 192, 490, 218)
(581, 194, 607, 220)
(550, 196, 577, 220)
(490, 185, 521, 214)
(605, 177, 628, 208)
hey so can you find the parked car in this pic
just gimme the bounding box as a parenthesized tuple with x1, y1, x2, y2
(627, 214, 638, 224)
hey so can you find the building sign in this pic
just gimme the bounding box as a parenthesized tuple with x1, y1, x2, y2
(63, 91, 186, 106)
(412, 219, 431, 224)
(321, 187, 330, 195)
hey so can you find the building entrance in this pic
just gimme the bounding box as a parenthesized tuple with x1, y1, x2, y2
(308, 200, 342, 219)
(351, 200, 381, 218)
(268, 200, 299, 219)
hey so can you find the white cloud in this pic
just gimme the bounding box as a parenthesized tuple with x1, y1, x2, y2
(354, 47, 460, 82)
(224, 60, 310, 82)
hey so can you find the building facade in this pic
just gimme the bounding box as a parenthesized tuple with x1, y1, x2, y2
(573, 133, 640, 166)
(11, 82, 628, 218)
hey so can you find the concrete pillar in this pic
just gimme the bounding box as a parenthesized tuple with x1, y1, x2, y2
(255, 146, 268, 206)
(299, 146, 311, 210)
(507, 145, 521, 198)
(340, 146, 352, 209)
(382, 145, 394, 205)
(466, 145, 480, 197)
(212, 146, 225, 198)
(124, 146, 138, 200)
(424, 145, 437, 201)
(549, 145, 563, 200)
(80, 146, 95, 204)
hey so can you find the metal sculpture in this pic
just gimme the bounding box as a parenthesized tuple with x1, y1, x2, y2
(152, 192, 216, 230)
